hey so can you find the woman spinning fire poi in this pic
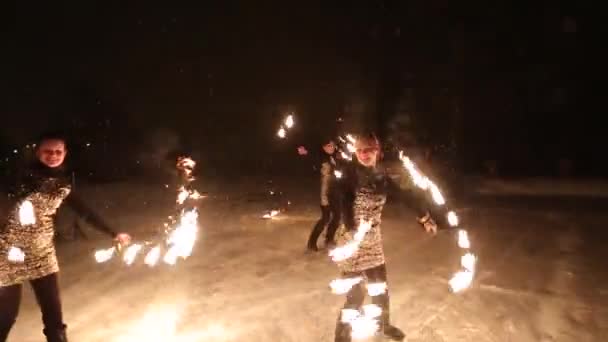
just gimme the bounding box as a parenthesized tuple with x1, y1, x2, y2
(0, 132, 130, 342)
(333, 133, 444, 342)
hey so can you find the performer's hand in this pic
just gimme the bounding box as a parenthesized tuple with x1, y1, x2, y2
(418, 213, 437, 235)
(297, 146, 308, 156)
(423, 218, 438, 234)
(114, 233, 131, 247)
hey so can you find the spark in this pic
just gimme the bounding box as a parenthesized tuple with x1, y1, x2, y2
(334, 170, 343, 179)
(7, 246, 25, 263)
(19, 200, 36, 225)
(461, 252, 476, 272)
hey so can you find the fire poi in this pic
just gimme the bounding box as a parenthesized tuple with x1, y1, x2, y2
(94, 157, 203, 266)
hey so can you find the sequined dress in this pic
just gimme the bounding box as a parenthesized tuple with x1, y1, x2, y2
(336, 162, 432, 273)
(1, 164, 115, 286)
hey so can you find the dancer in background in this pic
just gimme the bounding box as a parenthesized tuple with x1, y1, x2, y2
(298, 137, 343, 251)
(0, 132, 130, 342)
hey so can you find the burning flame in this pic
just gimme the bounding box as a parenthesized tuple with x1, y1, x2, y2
(7, 246, 25, 263)
(19, 200, 36, 225)
(341, 304, 383, 339)
(164, 210, 198, 265)
(330, 277, 363, 294)
(262, 209, 280, 219)
(447, 211, 459, 226)
(449, 270, 474, 293)
(277, 128, 286, 139)
(95, 247, 116, 263)
(285, 114, 294, 128)
(458, 230, 470, 249)
(366, 282, 387, 296)
(144, 245, 162, 266)
(329, 220, 371, 262)
(124, 244, 143, 266)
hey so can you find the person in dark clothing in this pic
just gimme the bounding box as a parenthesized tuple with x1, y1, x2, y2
(299, 139, 343, 251)
(0, 132, 131, 342)
(333, 133, 443, 342)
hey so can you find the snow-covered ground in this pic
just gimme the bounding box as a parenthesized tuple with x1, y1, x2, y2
(474, 177, 608, 197)
(4, 178, 608, 342)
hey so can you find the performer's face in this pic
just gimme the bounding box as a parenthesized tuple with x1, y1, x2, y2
(322, 142, 336, 155)
(37, 139, 67, 168)
(355, 141, 379, 167)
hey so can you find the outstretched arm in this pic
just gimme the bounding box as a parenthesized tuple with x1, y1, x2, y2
(64, 194, 117, 238)
(386, 169, 448, 233)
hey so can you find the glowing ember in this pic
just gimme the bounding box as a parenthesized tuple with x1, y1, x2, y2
(447, 211, 459, 226)
(262, 209, 280, 219)
(285, 114, 294, 128)
(330, 277, 363, 294)
(95, 247, 116, 263)
(144, 246, 162, 267)
(458, 230, 470, 249)
(7, 246, 25, 263)
(124, 244, 143, 265)
(19, 200, 36, 225)
(277, 128, 287, 139)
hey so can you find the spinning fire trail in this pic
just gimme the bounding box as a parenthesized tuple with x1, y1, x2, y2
(94, 157, 203, 266)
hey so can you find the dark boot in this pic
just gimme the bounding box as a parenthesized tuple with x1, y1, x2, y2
(382, 324, 406, 341)
(43, 324, 68, 342)
(379, 309, 405, 341)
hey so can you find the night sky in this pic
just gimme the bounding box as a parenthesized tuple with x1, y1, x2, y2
(0, 1, 600, 178)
